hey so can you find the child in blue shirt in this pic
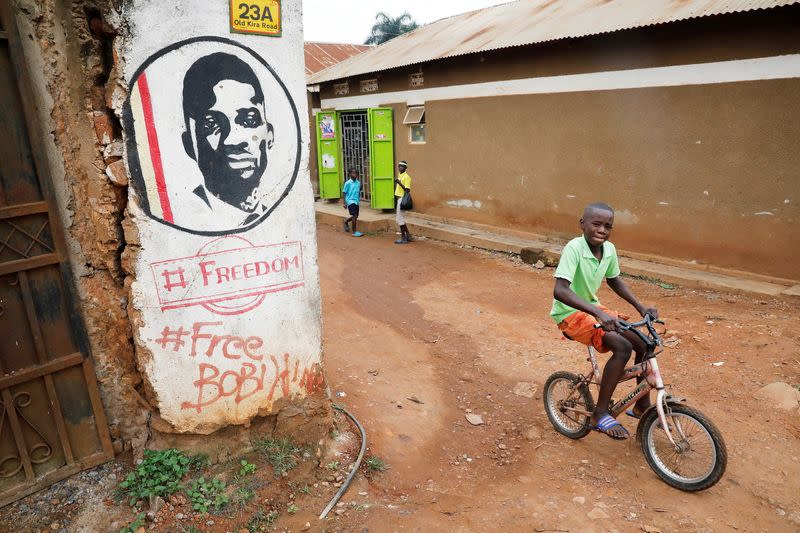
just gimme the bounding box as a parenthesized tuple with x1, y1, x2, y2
(342, 168, 363, 237)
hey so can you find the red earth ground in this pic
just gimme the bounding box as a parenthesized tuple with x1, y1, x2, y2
(314, 224, 800, 532)
(1, 224, 799, 533)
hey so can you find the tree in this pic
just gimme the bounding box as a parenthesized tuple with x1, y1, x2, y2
(364, 12, 419, 45)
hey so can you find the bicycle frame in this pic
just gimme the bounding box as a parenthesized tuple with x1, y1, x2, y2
(574, 343, 680, 447)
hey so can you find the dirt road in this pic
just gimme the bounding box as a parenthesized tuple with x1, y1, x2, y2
(317, 224, 800, 532)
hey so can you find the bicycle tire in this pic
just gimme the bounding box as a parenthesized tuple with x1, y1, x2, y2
(639, 403, 727, 491)
(543, 371, 594, 439)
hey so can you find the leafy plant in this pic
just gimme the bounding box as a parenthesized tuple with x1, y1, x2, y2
(180, 527, 202, 533)
(186, 476, 229, 514)
(117, 449, 191, 505)
(255, 437, 301, 475)
(326, 460, 339, 470)
(364, 455, 388, 472)
(247, 510, 279, 532)
(287, 503, 299, 514)
(239, 459, 257, 476)
(117, 513, 145, 533)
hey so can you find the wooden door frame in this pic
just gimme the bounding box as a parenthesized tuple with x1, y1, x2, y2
(0, 2, 114, 507)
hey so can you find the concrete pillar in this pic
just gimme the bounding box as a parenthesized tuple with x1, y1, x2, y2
(117, 0, 325, 438)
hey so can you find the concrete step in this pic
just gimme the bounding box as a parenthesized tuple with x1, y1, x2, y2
(314, 201, 800, 298)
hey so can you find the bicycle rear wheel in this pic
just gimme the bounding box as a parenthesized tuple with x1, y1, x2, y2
(543, 371, 594, 439)
(639, 404, 726, 491)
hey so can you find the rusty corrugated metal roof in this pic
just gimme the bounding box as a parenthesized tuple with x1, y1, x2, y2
(307, 0, 798, 84)
(304, 42, 372, 76)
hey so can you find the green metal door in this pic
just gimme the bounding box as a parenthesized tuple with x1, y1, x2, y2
(316, 111, 341, 199)
(368, 107, 395, 209)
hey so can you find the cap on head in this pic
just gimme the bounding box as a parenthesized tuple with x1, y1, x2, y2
(398, 160, 408, 167)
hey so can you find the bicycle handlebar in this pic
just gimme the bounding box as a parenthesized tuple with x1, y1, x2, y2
(592, 313, 664, 349)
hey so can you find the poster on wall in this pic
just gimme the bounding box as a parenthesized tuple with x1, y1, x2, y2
(319, 114, 335, 139)
(123, 37, 301, 235)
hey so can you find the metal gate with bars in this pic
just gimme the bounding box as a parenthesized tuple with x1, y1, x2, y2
(340, 111, 371, 201)
(0, 7, 113, 507)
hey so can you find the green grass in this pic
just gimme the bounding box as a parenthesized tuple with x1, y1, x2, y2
(247, 510, 279, 532)
(116, 513, 145, 533)
(255, 437, 301, 475)
(621, 272, 676, 290)
(364, 455, 388, 472)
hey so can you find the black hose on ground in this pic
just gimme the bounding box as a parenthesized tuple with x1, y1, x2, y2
(319, 404, 367, 520)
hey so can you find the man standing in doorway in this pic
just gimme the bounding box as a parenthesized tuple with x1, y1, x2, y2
(394, 160, 413, 244)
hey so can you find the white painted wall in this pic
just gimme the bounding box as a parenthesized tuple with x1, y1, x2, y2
(120, 0, 321, 433)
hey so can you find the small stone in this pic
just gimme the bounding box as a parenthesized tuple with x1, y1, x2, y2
(92, 112, 113, 145)
(206, 519, 215, 526)
(105, 159, 128, 186)
(534, 260, 545, 269)
(51, 499, 60, 505)
(497, 443, 507, 450)
(755, 382, 800, 410)
(587, 507, 609, 519)
(465, 413, 484, 426)
(149, 495, 165, 513)
(641, 526, 662, 533)
(512, 382, 537, 398)
(301, 523, 311, 531)
(103, 141, 124, 161)
(335, 509, 345, 516)
(573, 496, 586, 505)
(175, 513, 184, 520)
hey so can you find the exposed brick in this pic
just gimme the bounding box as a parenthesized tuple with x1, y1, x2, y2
(93, 111, 113, 145)
(103, 141, 124, 161)
(105, 159, 128, 186)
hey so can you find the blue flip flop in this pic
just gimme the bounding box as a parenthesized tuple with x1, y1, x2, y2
(625, 409, 642, 420)
(592, 414, 630, 440)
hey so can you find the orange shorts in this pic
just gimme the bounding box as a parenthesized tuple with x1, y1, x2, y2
(558, 305, 629, 353)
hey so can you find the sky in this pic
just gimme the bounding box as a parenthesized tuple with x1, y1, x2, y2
(302, 0, 512, 44)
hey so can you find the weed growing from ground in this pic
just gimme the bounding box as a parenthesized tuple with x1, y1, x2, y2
(186, 476, 229, 514)
(116, 513, 145, 533)
(290, 481, 312, 495)
(116, 449, 191, 505)
(239, 459, 257, 476)
(326, 460, 339, 470)
(255, 437, 301, 475)
(247, 510, 279, 532)
(179, 527, 202, 533)
(365, 455, 388, 472)
(233, 485, 256, 509)
(287, 503, 300, 514)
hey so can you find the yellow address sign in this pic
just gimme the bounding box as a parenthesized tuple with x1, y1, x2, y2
(230, 0, 281, 37)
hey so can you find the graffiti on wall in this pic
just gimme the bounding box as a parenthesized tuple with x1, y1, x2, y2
(123, 37, 301, 235)
(150, 235, 304, 315)
(121, 8, 321, 431)
(150, 319, 324, 412)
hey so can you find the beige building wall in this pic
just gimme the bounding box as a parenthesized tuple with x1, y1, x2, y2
(316, 8, 800, 280)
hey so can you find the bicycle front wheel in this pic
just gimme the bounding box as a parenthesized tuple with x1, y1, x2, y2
(543, 371, 594, 439)
(640, 404, 727, 491)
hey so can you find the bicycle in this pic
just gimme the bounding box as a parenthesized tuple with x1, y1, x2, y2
(542, 314, 727, 491)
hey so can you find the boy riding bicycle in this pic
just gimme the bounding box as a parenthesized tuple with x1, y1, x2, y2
(550, 202, 658, 440)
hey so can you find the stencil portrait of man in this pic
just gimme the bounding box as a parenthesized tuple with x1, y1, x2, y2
(125, 38, 300, 235)
(181, 52, 275, 226)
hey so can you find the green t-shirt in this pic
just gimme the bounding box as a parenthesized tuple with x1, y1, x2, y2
(550, 236, 621, 324)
